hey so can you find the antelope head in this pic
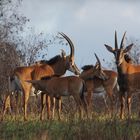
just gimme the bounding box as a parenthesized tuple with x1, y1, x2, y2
(59, 32, 80, 75)
(104, 31, 133, 66)
(80, 53, 108, 80)
(94, 53, 108, 80)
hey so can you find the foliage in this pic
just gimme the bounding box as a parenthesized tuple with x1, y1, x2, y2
(0, 0, 27, 103)
(0, 0, 63, 101)
(126, 37, 140, 64)
(0, 115, 140, 140)
(0, 42, 20, 91)
(0, 0, 29, 42)
(16, 31, 59, 65)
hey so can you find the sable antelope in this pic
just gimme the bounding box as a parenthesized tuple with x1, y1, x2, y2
(104, 31, 140, 119)
(38, 33, 80, 120)
(27, 60, 107, 120)
(7, 76, 41, 116)
(4, 63, 54, 121)
(80, 54, 118, 115)
(6, 33, 80, 121)
(27, 76, 86, 120)
(41, 53, 108, 120)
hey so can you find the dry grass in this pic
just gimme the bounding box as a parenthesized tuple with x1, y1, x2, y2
(0, 95, 140, 140)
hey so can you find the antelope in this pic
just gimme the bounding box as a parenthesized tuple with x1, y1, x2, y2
(38, 32, 80, 120)
(27, 57, 107, 120)
(27, 76, 86, 120)
(80, 54, 118, 115)
(104, 31, 140, 119)
(6, 33, 80, 121)
(7, 76, 41, 116)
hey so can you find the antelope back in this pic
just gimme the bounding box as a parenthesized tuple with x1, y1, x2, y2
(14, 65, 35, 80)
(80, 53, 108, 80)
(27, 76, 84, 97)
(101, 70, 118, 89)
(80, 65, 96, 80)
(81, 67, 117, 91)
(31, 64, 54, 80)
(80, 64, 107, 81)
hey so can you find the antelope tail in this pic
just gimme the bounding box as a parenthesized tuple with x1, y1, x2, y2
(80, 80, 86, 100)
(80, 80, 89, 114)
(8, 76, 12, 93)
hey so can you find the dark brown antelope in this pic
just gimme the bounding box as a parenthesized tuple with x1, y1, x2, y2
(80, 54, 118, 115)
(27, 60, 107, 120)
(6, 33, 80, 121)
(104, 31, 140, 119)
(41, 53, 108, 120)
(38, 32, 80, 120)
(27, 76, 86, 120)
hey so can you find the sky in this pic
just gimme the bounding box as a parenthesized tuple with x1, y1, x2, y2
(20, 0, 140, 69)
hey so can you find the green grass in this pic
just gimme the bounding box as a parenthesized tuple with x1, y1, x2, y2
(0, 114, 140, 140)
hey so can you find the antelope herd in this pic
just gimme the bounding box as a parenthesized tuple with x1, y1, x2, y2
(1, 31, 140, 121)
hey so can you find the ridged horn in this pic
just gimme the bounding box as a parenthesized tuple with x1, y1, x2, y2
(59, 32, 74, 64)
(94, 53, 101, 67)
(120, 31, 126, 49)
(115, 31, 118, 50)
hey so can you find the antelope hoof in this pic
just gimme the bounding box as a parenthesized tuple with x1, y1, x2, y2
(120, 114, 125, 120)
(24, 117, 28, 121)
(47, 116, 51, 120)
(138, 112, 140, 118)
(58, 117, 62, 121)
(40, 115, 43, 121)
(0, 117, 4, 122)
(40, 117, 43, 121)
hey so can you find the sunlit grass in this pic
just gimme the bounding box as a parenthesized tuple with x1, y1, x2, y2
(0, 113, 140, 140)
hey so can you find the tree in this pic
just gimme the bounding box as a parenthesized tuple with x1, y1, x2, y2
(0, 0, 29, 107)
(0, 0, 64, 108)
(15, 30, 58, 65)
(126, 37, 140, 64)
(0, 0, 29, 42)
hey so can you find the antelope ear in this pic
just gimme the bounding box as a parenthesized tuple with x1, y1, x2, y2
(124, 43, 133, 53)
(95, 63, 100, 69)
(61, 49, 66, 58)
(104, 44, 115, 53)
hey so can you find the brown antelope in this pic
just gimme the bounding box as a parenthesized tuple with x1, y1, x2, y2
(6, 33, 80, 121)
(41, 53, 108, 120)
(27, 76, 86, 120)
(27, 58, 107, 120)
(80, 54, 118, 115)
(38, 32, 80, 120)
(104, 31, 140, 119)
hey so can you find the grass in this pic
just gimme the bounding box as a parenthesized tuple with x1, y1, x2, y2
(1, 96, 140, 140)
(0, 113, 140, 140)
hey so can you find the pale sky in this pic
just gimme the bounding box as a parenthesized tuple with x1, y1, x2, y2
(20, 0, 140, 69)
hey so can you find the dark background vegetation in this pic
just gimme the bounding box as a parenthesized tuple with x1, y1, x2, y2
(0, 0, 61, 106)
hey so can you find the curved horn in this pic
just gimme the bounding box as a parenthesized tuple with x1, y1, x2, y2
(120, 31, 126, 49)
(115, 31, 118, 50)
(94, 53, 101, 67)
(59, 32, 74, 64)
